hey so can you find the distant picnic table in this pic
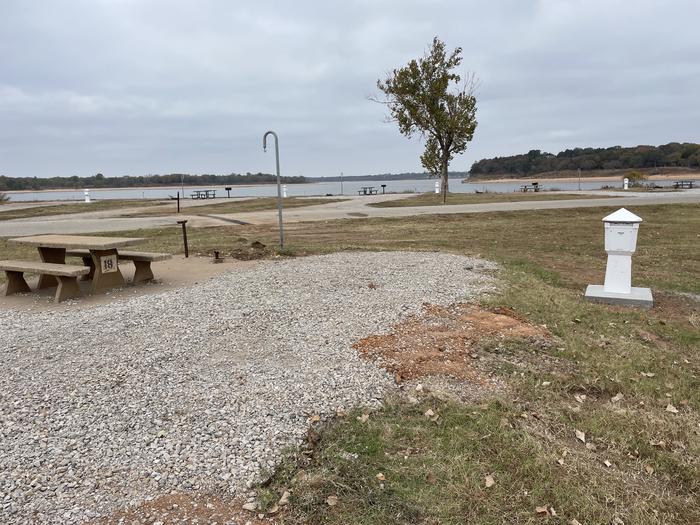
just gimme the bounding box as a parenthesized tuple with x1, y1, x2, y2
(672, 180, 695, 189)
(358, 186, 378, 196)
(191, 189, 217, 199)
(519, 182, 540, 192)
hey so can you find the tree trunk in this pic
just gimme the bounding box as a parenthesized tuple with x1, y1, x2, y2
(440, 157, 449, 204)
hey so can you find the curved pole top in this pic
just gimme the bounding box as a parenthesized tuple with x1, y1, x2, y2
(263, 130, 278, 151)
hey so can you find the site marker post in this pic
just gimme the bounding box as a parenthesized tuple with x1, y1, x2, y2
(177, 219, 189, 258)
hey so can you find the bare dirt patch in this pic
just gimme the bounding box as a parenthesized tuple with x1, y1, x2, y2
(90, 492, 273, 524)
(0, 255, 256, 312)
(353, 303, 555, 395)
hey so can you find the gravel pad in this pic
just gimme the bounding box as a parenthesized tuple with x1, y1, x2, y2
(0, 251, 497, 523)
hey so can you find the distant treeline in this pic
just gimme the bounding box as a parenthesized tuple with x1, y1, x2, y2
(469, 142, 700, 177)
(0, 172, 308, 191)
(311, 171, 468, 182)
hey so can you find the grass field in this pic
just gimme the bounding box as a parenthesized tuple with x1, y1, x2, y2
(0, 203, 698, 523)
(368, 191, 607, 208)
(119, 196, 347, 217)
(0, 199, 164, 220)
(246, 204, 698, 524)
(0, 197, 344, 221)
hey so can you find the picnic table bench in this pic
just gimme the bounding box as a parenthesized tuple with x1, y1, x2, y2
(672, 180, 695, 189)
(65, 249, 172, 283)
(191, 189, 217, 199)
(0, 260, 89, 303)
(358, 186, 378, 195)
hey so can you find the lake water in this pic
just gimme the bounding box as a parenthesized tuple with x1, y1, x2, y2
(3, 177, 656, 202)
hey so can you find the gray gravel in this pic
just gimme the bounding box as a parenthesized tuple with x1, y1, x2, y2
(0, 251, 497, 524)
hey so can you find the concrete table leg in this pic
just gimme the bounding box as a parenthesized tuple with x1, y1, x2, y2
(4, 271, 31, 295)
(37, 247, 66, 289)
(55, 276, 81, 303)
(80, 256, 95, 281)
(90, 248, 125, 292)
(132, 261, 154, 283)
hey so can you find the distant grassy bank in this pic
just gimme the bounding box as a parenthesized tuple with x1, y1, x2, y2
(121, 197, 347, 217)
(0, 197, 345, 221)
(368, 191, 605, 208)
(0, 200, 161, 221)
(468, 167, 700, 182)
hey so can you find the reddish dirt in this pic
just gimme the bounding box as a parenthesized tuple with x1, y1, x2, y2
(353, 302, 551, 383)
(90, 492, 274, 524)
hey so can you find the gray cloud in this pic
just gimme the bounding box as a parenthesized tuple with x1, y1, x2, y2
(1, 0, 699, 178)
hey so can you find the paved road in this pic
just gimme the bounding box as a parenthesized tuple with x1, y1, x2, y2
(224, 190, 700, 225)
(1, 191, 698, 236)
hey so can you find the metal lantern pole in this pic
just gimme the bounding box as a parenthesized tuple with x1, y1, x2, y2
(340, 171, 344, 195)
(263, 130, 284, 250)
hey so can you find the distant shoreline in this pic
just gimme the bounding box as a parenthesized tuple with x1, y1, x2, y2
(2, 177, 476, 195)
(1, 183, 281, 195)
(4, 172, 699, 196)
(469, 173, 700, 184)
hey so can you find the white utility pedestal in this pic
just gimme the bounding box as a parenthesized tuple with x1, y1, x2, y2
(623, 177, 629, 190)
(282, 184, 287, 198)
(434, 180, 440, 194)
(84, 189, 91, 203)
(584, 208, 653, 308)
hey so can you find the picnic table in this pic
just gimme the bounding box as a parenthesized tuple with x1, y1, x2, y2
(672, 180, 695, 189)
(191, 189, 217, 199)
(519, 182, 540, 192)
(8, 234, 145, 293)
(358, 186, 378, 196)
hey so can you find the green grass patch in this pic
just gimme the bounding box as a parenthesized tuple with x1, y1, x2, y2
(124, 197, 347, 217)
(0, 199, 161, 220)
(369, 191, 608, 208)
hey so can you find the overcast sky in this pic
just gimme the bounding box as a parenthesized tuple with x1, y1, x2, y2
(1, 0, 699, 179)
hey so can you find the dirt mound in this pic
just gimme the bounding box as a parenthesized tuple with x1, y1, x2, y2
(353, 303, 551, 383)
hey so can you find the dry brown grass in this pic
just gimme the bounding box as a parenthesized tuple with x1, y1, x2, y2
(368, 191, 604, 207)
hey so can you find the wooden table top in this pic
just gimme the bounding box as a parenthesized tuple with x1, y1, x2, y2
(8, 234, 145, 250)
